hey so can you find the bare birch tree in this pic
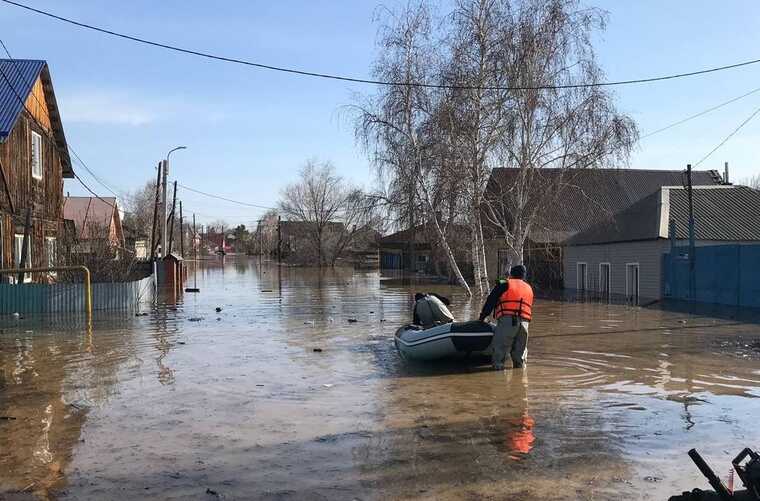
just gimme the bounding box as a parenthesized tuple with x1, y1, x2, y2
(481, 0, 638, 266)
(353, 1, 473, 295)
(440, 0, 514, 293)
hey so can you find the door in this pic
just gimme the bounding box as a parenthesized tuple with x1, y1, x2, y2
(626, 263, 640, 304)
(576, 262, 587, 292)
(599, 263, 611, 302)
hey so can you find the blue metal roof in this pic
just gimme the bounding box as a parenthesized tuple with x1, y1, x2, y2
(0, 59, 45, 141)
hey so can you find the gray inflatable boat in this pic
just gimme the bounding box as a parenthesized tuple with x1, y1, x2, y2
(394, 321, 495, 361)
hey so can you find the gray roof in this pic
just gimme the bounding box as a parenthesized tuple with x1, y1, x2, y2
(567, 185, 760, 245)
(0, 59, 73, 177)
(486, 168, 723, 243)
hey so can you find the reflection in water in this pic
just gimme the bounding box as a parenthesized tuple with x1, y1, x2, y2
(0, 258, 759, 500)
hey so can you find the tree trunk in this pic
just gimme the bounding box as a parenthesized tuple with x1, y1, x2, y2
(477, 212, 489, 291)
(470, 222, 484, 295)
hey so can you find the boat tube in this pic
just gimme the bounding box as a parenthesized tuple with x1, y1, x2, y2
(394, 320, 495, 361)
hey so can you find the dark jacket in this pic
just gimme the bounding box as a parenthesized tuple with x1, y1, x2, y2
(479, 280, 509, 321)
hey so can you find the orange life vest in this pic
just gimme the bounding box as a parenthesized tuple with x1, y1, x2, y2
(494, 278, 534, 321)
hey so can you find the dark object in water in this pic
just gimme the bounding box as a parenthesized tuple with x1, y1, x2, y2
(189, 317, 203, 322)
(135, 312, 149, 317)
(669, 447, 760, 500)
(313, 348, 323, 352)
(347, 318, 358, 323)
(215, 307, 223, 313)
(185, 287, 200, 293)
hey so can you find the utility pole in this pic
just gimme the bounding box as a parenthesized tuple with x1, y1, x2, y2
(277, 215, 282, 264)
(257, 219, 263, 257)
(686, 164, 696, 302)
(168, 181, 178, 254)
(162, 146, 187, 258)
(179, 201, 184, 258)
(150, 162, 162, 259)
(161, 159, 168, 258)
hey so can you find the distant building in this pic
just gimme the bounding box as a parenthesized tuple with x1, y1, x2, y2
(484, 168, 724, 289)
(63, 196, 125, 255)
(0, 59, 74, 281)
(379, 222, 470, 276)
(123, 223, 149, 260)
(563, 185, 760, 304)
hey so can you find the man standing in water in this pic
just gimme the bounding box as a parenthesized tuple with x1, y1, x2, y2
(479, 265, 534, 370)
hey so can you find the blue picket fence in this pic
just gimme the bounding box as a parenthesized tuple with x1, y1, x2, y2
(663, 244, 760, 308)
(0, 276, 154, 315)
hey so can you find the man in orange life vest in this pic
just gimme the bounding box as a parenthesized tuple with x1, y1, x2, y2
(479, 265, 534, 370)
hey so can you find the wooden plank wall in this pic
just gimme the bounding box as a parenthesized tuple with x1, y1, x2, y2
(0, 75, 65, 277)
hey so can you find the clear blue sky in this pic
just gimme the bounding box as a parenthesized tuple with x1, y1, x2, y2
(2, 1, 759, 227)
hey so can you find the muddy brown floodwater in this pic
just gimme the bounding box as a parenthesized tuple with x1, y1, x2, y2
(1, 258, 760, 500)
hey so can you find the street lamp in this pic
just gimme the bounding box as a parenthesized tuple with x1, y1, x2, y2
(161, 146, 187, 258)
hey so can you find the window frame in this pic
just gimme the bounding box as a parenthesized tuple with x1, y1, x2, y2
(14, 233, 32, 283)
(599, 262, 612, 300)
(576, 262, 588, 291)
(31, 130, 43, 180)
(625, 262, 640, 304)
(45, 236, 57, 278)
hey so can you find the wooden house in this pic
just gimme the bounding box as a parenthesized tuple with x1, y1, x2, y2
(0, 59, 73, 281)
(63, 196, 125, 255)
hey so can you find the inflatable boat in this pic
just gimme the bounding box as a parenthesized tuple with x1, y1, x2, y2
(394, 321, 495, 361)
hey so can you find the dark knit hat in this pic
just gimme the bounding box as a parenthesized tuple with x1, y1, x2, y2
(510, 265, 527, 279)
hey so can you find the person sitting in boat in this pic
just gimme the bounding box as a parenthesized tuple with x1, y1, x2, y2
(413, 292, 455, 328)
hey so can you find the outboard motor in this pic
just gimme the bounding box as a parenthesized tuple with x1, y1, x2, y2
(669, 448, 760, 501)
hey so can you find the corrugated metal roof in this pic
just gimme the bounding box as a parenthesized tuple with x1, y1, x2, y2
(669, 186, 760, 241)
(567, 185, 760, 245)
(0, 59, 73, 177)
(0, 59, 45, 141)
(486, 168, 722, 242)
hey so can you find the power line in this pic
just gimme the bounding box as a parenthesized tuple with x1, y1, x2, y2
(641, 85, 760, 139)
(177, 183, 277, 210)
(0, 37, 127, 200)
(693, 104, 760, 167)
(4, 0, 760, 91)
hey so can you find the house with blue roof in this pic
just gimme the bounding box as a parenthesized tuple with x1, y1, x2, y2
(0, 59, 73, 281)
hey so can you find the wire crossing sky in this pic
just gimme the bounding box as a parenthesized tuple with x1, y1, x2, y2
(1, 1, 759, 225)
(4, 0, 760, 91)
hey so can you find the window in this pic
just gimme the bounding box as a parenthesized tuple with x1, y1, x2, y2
(497, 249, 510, 278)
(31, 131, 43, 180)
(576, 262, 588, 292)
(14, 234, 32, 283)
(626, 263, 640, 305)
(599, 263, 611, 301)
(45, 237, 57, 277)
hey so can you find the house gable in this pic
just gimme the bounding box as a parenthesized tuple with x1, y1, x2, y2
(0, 59, 72, 178)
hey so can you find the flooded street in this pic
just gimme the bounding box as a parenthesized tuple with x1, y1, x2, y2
(2, 257, 760, 500)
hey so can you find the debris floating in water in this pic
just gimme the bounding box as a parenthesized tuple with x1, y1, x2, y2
(347, 318, 358, 323)
(313, 348, 323, 352)
(189, 317, 204, 322)
(215, 307, 223, 313)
